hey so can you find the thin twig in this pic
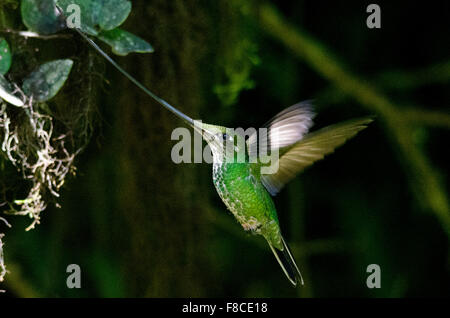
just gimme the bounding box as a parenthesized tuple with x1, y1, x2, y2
(0, 29, 72, 40)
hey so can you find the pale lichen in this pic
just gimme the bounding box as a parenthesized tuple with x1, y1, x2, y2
(0, 84, 81, 288)
(1, 92, 80, 231)
(0, 215, 11, 292)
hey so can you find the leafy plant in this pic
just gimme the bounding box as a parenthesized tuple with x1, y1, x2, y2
(1, 0, 154, 291)
(0, 35, 77, 288)
(20, 0, 153, 56)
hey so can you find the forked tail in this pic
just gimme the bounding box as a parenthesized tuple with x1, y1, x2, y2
(268, 236, 304, 287)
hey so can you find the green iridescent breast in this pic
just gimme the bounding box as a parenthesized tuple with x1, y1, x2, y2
(212, 161, 282, 249)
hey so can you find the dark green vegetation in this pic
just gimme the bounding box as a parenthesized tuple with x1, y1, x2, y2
(0, 0, 449, 297)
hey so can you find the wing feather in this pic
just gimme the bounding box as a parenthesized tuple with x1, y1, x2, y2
(261, 117, 373, 195)
(246, 101, 315, 158)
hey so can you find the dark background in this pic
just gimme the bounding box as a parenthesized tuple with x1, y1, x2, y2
(0, 0, 449, 297)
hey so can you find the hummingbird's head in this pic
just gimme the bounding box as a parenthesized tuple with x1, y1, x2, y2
(193, 122, 247, 163)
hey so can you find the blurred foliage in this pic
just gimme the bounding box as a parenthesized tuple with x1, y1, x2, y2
(0, 0, 449, 297)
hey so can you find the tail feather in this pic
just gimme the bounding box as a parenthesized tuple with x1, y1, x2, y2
(268, 236, 304, 286)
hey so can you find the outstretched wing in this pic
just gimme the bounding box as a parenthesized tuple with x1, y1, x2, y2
(246, 101, 315, 159)
(261, 117, 373, 195)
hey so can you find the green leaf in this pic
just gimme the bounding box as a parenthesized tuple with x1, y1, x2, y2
(97, 0, 131, 31)
(0, 74, 24, 107)
(22, 59, 73, 102)
(98, 28, 154, 56)
(56, 0, 131, 35)
(0, 38, 12, 75)
(21, 0, 66, 35)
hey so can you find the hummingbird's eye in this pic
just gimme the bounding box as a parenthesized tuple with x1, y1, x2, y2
(222, 133, 228, 140)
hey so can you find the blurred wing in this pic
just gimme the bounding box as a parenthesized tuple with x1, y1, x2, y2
(246, 101, 315, 158)
(261, 117, 373, 195)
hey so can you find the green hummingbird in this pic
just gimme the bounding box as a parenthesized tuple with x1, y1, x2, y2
(192, 103, 372, 286)
(73, 27, 372, 287)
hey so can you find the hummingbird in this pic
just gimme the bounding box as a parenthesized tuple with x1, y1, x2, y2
(72, 27, 372, 287)
(192, 103, 372, 286)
